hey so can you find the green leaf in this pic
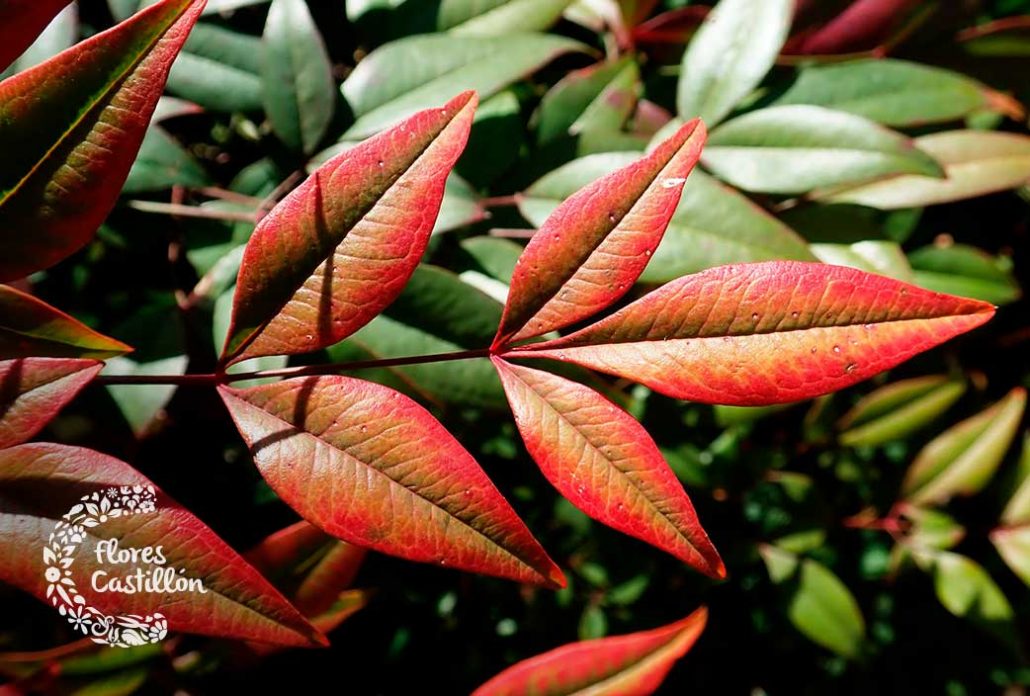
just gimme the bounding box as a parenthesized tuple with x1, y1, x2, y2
(919, 550, 1014, 638)
(533, 57, 641, 145)
(166, 22, 264, 112)
(838, 375, 966, 448)
(1000, 433, 1030, 526)
(438, 0, 575, 35)
(341, 33, 586, 137)
(823, 130, 1030, 209)
(103, 355, 188, 436)
(676, 0, 793, 126)
(578, 604, 607, 640)
(902, 388, 1027, 506)
(810, 240, 914, 282)
(519, 153, 814, 280)
(898, 506, 965, 552)
(124, 126, 209, 193)
(262, 0, 336, 154)
(770, 58, 1021, 127)
(789, 558, 866, 659)
(991, 524, 1030, 588)
(703, 105, 944, 194)
(909, 244, 1021, 306)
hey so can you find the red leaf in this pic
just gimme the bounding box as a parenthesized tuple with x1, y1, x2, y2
(512, 262, 994, 406)
(0, 358, 100, 449)
(472, 606, 708, 696)
(493, 119, 706, 349)
(792, 0, 919, 55)
(0, 284, 132, 360)
(0, 0, 205, 282)
(218, 376, 565, 588)
(221, 92, 477, 365)
(0, 0, 71, 72)
(0, 443, 325, 647)
(493, 358, 723, 578)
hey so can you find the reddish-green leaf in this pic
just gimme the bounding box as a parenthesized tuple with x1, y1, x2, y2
(493, 119, 706, 349)
(0, 442, 325, 647)
(221, 92, 477, 365)
(0, 284, 131, 360)
(991, 525, 1030, 588)
(0, 0, 205, 282)
(1000, 434, 1030, 526)
(494, 359, 723, 577)
(837, 375, 966, 448)
(901, 387, 1026, 506)
(513, 262, 994, 406)
(0, 0, 72, 72)
(218, 376, 565, 588)
(0, 358, 100, 449)
(471, 606, 707, 695)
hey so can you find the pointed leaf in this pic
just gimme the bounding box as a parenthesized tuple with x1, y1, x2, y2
(909, 244, 1022, 306)
(439, 0, 575, 35)
(991, 525, 1030, 588)
(262, 0, 335, 154)
(1000, 434, 1030, 526)
(493, 359, 723, 578)
(0, 442, 325, 647)
(771, 59, 1022, 127)
(902, 387, 1026, 506)
(494, 120, 706, 348)
(920, 550, 1014, 636)
(0, 0, 72, 72)
(342, 34, 585, 138)
(514, 262, 995, 406)
(838, 375, 966, 448)
(471, 607, 707, 696)
(221, 92, 476, 364)
(0, 358, 100, 449)
(0, 285, 132, 360)
(676, 0, 793, 126)
(0, 0, 205, 282)
(702, 105, 944, 195)
(788, 558, 866, 659)
(218, 376, 565, 588)
(823, 131, 1030, 209)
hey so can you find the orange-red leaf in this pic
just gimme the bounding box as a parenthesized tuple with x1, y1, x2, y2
(493, 358, 723, 578)
(0, 358, 99, 449)
(0, 0, 205, 282)
(218, 376, 565, 588)
(0, 0, 71, 72)
(472, 606, 708, 696)
(493, 119, 705, 349)
(221, 92, 477, 364)
(514, 262, 994, 406)
(0, 284, 131, 359)
(0, 442, 325, 647)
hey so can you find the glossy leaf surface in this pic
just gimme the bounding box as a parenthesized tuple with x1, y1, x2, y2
(219, 376, 564, 588)
(676, 0, 793, 126)
(825, 131, 1030, 209)
(262, 0, 335, 154)
(902, 388, 1026, 506)
(702, 106, 943, 194)
(472, 607, 707, 696)
(0, 0, 204, 282)
(516, 262, 994, 406)
(0, 0, 72, 72)
(439, 0, 574, 35)
(222, 92, 476, 364)
(494, 119, 706, 348)
(494, 359, 724, 577)
(0, 284, 131, 360)
(0, 442, 324, 647)
(838, 375, 965, 448)
(0, 358, 100, 449)
(341, 34, 584, 137)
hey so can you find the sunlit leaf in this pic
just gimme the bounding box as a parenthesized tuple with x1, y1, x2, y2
(824, 131, 1030, 209)
(0, 358, 100, 449)
(439, 0, 575, 35)
(0, 442, 325, 647)
(0, 2, 77, 77)
(810, 241, 913, 282)
(494, 358, 724, 577)
(676, 0, 793, 126)
(902, 388, 1026, 506)
(1000, 434, 1030, 526)
(0, 284, 131, 360)
(702, 106, 944, 194)
(787, 558, 866, 659)
(909, 244, 1021, 306)
(0, 0, 204, 282)
(916, 549, 1014, 638)
(471, 607, 707, 695)
(495, 120, 706, 348)
(533, 57, 640, 145)
(838, 375, 966, 447)
(219, 376, 565, 587)
(222, 93, 476, 364)
(514, 262, 994, 406)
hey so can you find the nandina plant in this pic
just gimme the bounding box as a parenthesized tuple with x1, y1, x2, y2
(0, 0, 1014, 693)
